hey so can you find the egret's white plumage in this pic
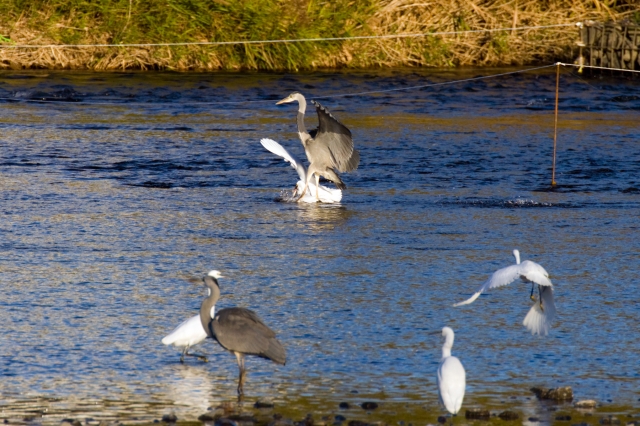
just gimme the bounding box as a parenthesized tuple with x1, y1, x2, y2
(437, 327, 466, 416)
(161, 271, 223, 363)
(162, 315, 208, 363)
(261, 138, 342, 203)
(453, 249, 556, 336)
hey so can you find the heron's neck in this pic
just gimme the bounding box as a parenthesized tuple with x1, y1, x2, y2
(513, 249, 521, 265)
(200, 284, 220, 338)
(296, 112, 310, 141)
(295, 94, 311, 143)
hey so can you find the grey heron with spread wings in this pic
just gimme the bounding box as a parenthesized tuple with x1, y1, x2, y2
(276, 92, 359, 202)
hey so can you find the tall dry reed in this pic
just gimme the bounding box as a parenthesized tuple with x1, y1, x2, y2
(0, 0, 636, 70)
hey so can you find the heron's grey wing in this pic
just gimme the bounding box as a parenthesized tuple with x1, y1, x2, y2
(519, 260, 553, 287)
(212, 307, 286, 364)
(260, 138, 306, 182)
(311, 100, 358, 172)
(453, 264, 523, 307)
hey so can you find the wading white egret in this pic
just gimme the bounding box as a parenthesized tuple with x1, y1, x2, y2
(437, 327, 466, 419)
(162, 314, 208, 363)
(200, 270, 286, 396)
(453, 249, 556, 336)
(276, 92, 359, 201)
(260, 138, 342, 203)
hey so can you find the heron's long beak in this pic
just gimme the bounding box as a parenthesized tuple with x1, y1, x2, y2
(276, 96, 293, 105)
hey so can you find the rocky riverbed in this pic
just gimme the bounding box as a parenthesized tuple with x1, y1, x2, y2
(1, 389, 638, 426)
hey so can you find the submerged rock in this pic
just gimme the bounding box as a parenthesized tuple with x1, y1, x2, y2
(555, 415, 572, 421)
(360, 402, 378, 410)
(255, 400, 275, 409)
(339, 403, 350, 409)
(498, 410, 519, 420)
(466, 409, 490, 420)
(436, 416, 447, 424)
(600, 417, 621, 425)
(575, 400, 597, 408)
(161, 414, 177, 423)
(531, 386, 574, 401)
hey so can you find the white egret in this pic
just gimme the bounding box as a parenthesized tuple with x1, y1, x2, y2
(200, 270, 286, 395)
(437, 327, 466, 419)
(453, 249, 556, 336)
(260, 138, 342, 203)
(162, 314, 208, 363)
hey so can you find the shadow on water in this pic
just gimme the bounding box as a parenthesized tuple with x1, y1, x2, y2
(0, 68, 639, 423)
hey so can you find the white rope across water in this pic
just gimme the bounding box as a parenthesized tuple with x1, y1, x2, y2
(0, 23, 577, 49)
(558, 62, 640, 74)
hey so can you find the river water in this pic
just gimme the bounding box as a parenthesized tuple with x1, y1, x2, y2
(0, 68, 638, 424)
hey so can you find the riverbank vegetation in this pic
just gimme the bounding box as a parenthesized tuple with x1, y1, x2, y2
(0, 0, 637, 70)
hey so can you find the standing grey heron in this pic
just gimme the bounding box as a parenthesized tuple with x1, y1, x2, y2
(199, 270, 286, 395)
(453, 249, 557, 336)
(276, 92, 359, 201)
(162, 314, 208, 363)
(436, 327, 466, 420)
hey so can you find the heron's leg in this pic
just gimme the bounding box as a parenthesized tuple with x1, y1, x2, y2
(295, 177, 310, 202)
(180, 346, 187, 364)
(235, 352, 247, 395)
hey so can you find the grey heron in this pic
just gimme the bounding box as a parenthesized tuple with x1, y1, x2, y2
(162, 314, 208, 363)
(199, 270, 286, 395)
(276, 92, 359, 201)
(260, 137, 342, 203)
(437, 327, 466, 418)
(453, 249, 557, 336)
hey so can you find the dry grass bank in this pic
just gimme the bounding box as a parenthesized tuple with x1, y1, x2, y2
(0, 0, 637, 71)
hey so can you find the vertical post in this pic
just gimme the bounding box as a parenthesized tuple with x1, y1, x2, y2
(551, 63, 560, 187)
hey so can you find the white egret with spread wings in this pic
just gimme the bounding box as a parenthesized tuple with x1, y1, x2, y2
(453, 249, 556, 336)
(260, 138, 341, 203)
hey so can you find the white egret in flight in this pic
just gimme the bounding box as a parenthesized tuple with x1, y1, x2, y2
(453, 249, 556, 336)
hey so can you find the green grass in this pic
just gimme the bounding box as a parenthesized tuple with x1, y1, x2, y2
(0, 0, 636, 70)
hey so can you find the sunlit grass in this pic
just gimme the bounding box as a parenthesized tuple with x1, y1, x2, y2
(0, 0, 636, 70)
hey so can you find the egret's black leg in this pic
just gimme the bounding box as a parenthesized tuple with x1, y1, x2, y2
(180, 347, 187, 364)
(185, 351, 208, 362)
(530, 282, 535, 301)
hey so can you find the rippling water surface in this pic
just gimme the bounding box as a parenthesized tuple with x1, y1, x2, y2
(0, 68, 638, 423)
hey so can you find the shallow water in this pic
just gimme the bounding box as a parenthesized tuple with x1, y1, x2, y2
(0, 68, 638, 423)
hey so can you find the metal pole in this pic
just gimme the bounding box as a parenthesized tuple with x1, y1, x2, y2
(551, 63, 560, 187)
